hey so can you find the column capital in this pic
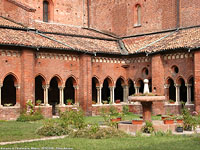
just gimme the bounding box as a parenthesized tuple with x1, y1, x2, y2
(122, 85, 129, 88)
(174, 84, 181, 87)
(135, 86, 140, 88)
(42, 84, 50, 89)
(96, 86, 103, 89)
(58, 86, 65, 90)
(185, 84, 192, 87)
(164, 84, 170, 89)
(73, 85, 79, 89)
(109, 86, 115, 90)
(14, 84, 20, 89)
(0, 83, 3, 88)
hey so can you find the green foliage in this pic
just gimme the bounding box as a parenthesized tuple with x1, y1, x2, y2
(182, 108, 197, 131)
(141, 121, 154, 133)
(17, 111, 44, 122)
(36, 119, 71, 136)
(71, 124, 128, 139)
(36, 100, 42, 105)
(122, 105, 130, 115)
(60, 107, 85, 129)
(66, 99, 73, 104)
(153, 130, 172, 136)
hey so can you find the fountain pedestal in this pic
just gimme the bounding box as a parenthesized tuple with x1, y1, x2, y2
(141, 101, 152, 121)
(128, 96, 165, 122)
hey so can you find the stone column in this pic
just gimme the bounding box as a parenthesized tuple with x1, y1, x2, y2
(175, 84, 181, 104)
(15, 84, 20, 106)
(0, 84, 2, 107)
(73, 85, 78, 104)
(96, 86, 102, 104)
(164, 84, 170, 103)
(59, 86, 65, 106)
(135, 86, 140, 94)
(123, 85, 129, 102)
(109, 86, 115, 104)
(42, 85, 49, 106)
(186, 84, 192, 105)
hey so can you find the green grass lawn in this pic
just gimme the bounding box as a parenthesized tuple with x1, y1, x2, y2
(0, 114, 161, 142)
(1, 135, 200, 150)
(0, 120, 44, 142)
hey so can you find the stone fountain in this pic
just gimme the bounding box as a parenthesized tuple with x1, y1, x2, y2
(128, 79, 166, 122)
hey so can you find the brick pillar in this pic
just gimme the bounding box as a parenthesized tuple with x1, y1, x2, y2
(194, 51, 200, 112)
(0, 84, 2, 107)
(151, 54, 165, 95)
(152, 54, 165, 115)
(79, 54, 92, 115)
(21, 49, 35, 108)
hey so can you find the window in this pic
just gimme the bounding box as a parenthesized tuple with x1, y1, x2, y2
(43, 1, 49, 22)
(134, 4, 141, 27)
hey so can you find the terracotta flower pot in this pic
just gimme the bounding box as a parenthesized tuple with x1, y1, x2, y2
(67, 102, 72, 105)
(117, 117, 121, 121)
(162, 116, 169, 120)
(164, 119, 174, 124)
(115, 100, 121, 104)
(111, 118, 118, 122)
(176, 119, 183, 123)
(132, 120, 143, 125)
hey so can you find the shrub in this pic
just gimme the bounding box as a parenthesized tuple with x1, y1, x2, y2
(71, 124, 128, 139)
(36, 119, 71, 136)
(60, 107, 85, 129)
(141, 121, 154, 133)
(122, 105, 130, 115)
(17, 111, 44, 122)
(182, 107, 197, 131)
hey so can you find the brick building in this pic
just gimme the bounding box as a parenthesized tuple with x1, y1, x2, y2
(0, 0, 199, 120)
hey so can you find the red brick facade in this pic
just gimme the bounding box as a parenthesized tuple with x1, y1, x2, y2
(0, 0, 199, 120)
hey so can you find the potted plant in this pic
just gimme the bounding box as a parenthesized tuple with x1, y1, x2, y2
(103, 100, 108, 104)
(4, 103, 12, 107)
(169, 99, 175, 104)
(132, 118, 143, 125)
(115, 99, 121, 104)
(36, 99, 42, 106)
(92, 100, 96, 104)
(176, 115, 183, 123)
(176, 124, 183, 132)
(66, 99, 72, 105)
(163, 117, 174, 124)
(142, 121, 154, 133)
(161, 115, 170, 120)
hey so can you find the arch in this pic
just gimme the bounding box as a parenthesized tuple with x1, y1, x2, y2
(48, 76, 60, 107)
(187, 76, 194, 84)
(135, 78, 143, 87)
(92, 76, 100, 87)
(92, 76, 100, 103)
(2, 72, 19, 85)
(115, 76, 126, 86)
(178, 78, 187, 103)
(167, 78, 176, 101)
(104, 76, 114, 87)
(43, 0, 54, 22)
(128, 79, 135, 95)
(2, 74, 17, 106)
(50, 75, 63, 86)
(66, 75, 78, 86)
(35, 74, 46, 85)
(35, 75, 45, 104)
(64, 77, 76, 104)
(134, 4, 141, 26)
(114, 77, 125, 102)
(188, 77, 194, 102)
(176, 76, 185, 85)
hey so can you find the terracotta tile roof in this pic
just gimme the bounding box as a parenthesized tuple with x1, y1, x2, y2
(43, 33, 121, 54)
(0, 28, 121, 54)
(34, 21, 116, 40)
(7, 0, 36, 12)
(0, 17, 24, 28)
(123, 27, 200, 54)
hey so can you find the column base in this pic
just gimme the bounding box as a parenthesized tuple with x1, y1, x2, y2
(175, 102, 181, 105)
(0, 105, 3, 107)
(185, 102, 194, 105)
(58, 104, 66, 107)
(45, 104, 50, 106)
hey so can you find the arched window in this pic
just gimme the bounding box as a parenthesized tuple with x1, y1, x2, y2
(134, 4, 141, 26)
(43, 1, 49, 22)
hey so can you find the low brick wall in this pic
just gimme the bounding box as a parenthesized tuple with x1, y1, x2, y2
(0, 106, 20, 120)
